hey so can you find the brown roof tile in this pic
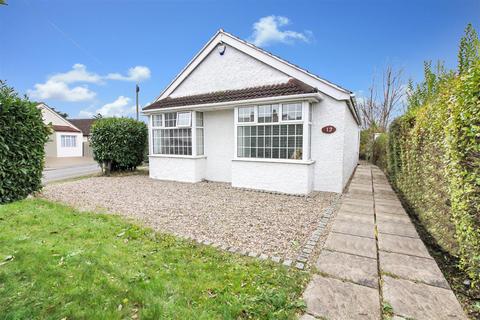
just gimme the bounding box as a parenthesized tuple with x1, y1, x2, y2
(52, 125, 81, 133)
(68, 119, 96, 136)
(143, 79, 317, 111)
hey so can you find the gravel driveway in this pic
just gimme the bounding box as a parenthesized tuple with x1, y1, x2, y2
(41, 174, 336, 260)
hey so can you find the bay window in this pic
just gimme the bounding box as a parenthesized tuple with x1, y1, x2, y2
(236, 102, 310, 161)
(151, 111, 203, 156)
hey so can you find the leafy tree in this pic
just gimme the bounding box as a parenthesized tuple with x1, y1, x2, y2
(458, 23, 480, 75)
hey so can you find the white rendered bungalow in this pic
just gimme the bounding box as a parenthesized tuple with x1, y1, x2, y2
(143, 30, 360, 194)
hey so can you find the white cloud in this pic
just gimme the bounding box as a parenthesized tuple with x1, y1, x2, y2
(106, 66, 151, 82)
(28, 80, 96, 102)
(250, 16, 312, 47)
(79, 96, 135, 118)
(49, 63, 102, 84)
(28, 64, 151, 103)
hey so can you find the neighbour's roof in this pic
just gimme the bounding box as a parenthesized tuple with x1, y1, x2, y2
(143, 79, 317, 110)
(52, 125, 81, 133)
(68, 118, 96, 136)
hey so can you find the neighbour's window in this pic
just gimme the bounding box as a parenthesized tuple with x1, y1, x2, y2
(61, 135, 77, 148)
(177, 112, 191, 127)
(238, 106, 255, 123)
(258, 104, 279, 123)
(237, 124, 303, 160)
(196, 111, 204, 127)
(282, 103, 302, 121)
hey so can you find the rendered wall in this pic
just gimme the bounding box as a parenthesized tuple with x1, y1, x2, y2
(231, 160, 314, 194)
(310, 97, 347, 193)
(170, 45, 290, 98)
(204, 109, 234, 182)
(149, 156, 206, 183)
(44, 133, 57, 157)
(55, 132, 83, 157)
(342, 103, 360, 187)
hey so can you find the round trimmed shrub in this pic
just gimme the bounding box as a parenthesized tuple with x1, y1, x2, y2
(0, 81, 50, 203)
(90, 117, 148, 174)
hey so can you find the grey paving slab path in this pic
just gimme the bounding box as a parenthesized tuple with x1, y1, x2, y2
(301, 164, 467, 320)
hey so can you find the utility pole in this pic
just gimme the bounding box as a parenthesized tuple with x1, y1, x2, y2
(136, 83, 139, 121)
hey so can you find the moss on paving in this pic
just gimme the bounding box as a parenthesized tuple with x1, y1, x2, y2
(0, 199, 309, 319)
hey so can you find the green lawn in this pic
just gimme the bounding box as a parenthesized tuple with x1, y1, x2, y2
(0, 199, 309, 319)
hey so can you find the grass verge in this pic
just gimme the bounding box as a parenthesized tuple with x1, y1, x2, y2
(0, 199, 309, 319)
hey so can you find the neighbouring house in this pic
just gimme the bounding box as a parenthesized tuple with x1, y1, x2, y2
(68, 118, 96, 157)
(142, 29, 360, 194)
(37, 103, 83, 158)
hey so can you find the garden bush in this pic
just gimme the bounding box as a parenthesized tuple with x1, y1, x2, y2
(387, 25, 480, 286)
(0, 81, 49, 203)
(90, 117, 148, 174)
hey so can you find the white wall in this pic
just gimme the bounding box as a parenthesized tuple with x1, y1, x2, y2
(204, 109, 234, 182)
(149, 156, 206, 183)
(232, 160, 314, 194)
(342, 103, 360, 187)
(310, 97, 347, 193)
(55, 132, 83, 157)
(170, 44, 290, 98)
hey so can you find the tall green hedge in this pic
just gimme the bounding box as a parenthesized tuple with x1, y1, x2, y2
(0, 81, 49, 203)
(90, 117, 148, 174)
(387, 25, 480, 286)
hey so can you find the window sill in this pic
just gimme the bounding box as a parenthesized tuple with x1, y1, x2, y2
(232, 158, 315, 165)
(149, 154, 207, 159)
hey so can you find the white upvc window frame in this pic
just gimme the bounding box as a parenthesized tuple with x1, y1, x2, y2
(149, 110, 204, 157)
(234, 100, 311, 161)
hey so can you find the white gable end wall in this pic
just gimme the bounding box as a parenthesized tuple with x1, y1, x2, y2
(342, 103, 360, 187)
(170, 45, 290, 98)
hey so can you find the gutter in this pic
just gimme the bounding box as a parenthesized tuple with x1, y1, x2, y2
(142, 93, 323, 114)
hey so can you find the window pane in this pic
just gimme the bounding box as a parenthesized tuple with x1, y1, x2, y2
(237, 124, 303, 160)
(258, 105, 271, 123)
(238, 106, 255, 122)
(61, 135, 76, 148)
(282, 103, 303, 121)
(196, 128, 204, 155)
(272, 105, 279, 122)
(196, 112, 204, 127)
(152, 115, 163, 127)
(152, 128, 192, 155)
(165, 113, 177, 127)
(177, 112, 191, 126)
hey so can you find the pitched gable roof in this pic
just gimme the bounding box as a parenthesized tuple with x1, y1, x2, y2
(69, 118, 96, 136)
(155, 29, 353, 103)
(37, 103, 83, 133)
(52, 125, 81, 133)
(144, 79, 317, 110)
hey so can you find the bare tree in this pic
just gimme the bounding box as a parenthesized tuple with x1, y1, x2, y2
(358, 65, 404, 131)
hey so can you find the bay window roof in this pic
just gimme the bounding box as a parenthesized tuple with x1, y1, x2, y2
(143, 79, 317, 111)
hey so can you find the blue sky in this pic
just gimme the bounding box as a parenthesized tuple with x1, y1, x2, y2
(1, 0, 478, 118)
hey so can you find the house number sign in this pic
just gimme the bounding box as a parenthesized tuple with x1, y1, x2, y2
(322, 125, 336, 134)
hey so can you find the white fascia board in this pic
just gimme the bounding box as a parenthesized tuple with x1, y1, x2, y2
(156, 30, 352, 102)
(143, 93, 323, 114)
